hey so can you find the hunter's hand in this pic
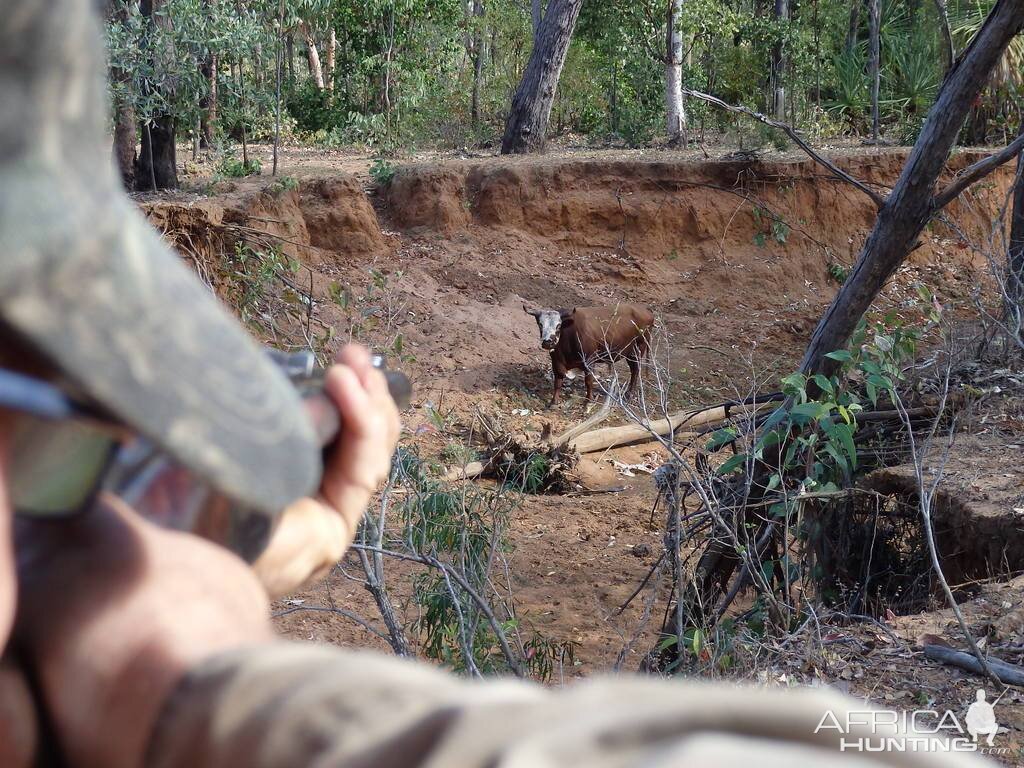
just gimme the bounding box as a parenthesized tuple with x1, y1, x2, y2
(253, 344, 402, 597)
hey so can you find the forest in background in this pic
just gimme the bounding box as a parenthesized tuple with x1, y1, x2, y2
(104, 0, 1022, 191)
(110, 0, 1024, 710)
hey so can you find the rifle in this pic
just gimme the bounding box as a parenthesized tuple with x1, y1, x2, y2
(108, 349, 412, 560)
(6, 349, 411, 561)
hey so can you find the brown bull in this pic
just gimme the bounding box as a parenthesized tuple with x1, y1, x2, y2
(523, 303, 655, 405)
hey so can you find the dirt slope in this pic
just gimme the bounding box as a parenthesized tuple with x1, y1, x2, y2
(143, 149, 1024, 759)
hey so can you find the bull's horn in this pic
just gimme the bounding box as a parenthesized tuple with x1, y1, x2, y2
(523, 304, 541, 317)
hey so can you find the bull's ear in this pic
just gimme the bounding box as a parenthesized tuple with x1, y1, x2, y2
(560, 308, 575, 321)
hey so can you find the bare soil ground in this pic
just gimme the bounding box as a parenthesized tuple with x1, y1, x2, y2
(145, 144, 1024, 762)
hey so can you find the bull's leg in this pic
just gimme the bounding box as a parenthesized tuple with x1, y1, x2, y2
(585, 370, 595, 401)
(551, 357, 568, 407)
(626, 357, 640, 399)
(551, 373, 565, 406)
(625, 333, 651, 400)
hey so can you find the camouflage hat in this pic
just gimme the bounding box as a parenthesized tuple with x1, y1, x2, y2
(0, 0, 320, 514)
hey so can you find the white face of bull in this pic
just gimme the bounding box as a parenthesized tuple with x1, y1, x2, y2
(524, 305, 571, 351)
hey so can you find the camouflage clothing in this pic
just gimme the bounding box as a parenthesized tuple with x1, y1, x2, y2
(0, 0, 319, 518)
(145, 643, 991, 768)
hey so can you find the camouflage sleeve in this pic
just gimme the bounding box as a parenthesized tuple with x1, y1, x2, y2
(144, 643, 990, 768)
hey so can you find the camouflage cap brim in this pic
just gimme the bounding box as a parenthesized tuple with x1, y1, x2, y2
(0, 0, 320, 515)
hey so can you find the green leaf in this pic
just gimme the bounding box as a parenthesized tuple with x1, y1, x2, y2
(658, 634, 679, 652)
(706, 427, 738, 452)
(753, 232, 767, 247)
(755, 428, 783, 453)
(866, 380, 878, 406)
(717, 453, 748, 475)
(766, 473, 782, 491)
(825, 350, 853, 362)
(791, 402, 828, 422)
(759, 407, 789, 433)
(812, 374, 834, 396)
(838, 405, 852, 424)
(831, 421, 858, 470)
(823, 442, 849, 475)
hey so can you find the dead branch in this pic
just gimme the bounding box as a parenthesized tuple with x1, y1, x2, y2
(352, 544, 526, 678)
(893, 376, 1003, 689)
(550, 393, 613, 448)
(681, 88, 886, 209)
(271, 604, 389, 641)
(933, 133, 1024, 210)
(924, 645, 1024, 687)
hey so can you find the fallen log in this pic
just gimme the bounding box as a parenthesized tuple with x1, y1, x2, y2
(550, 393, 613, 448)
(443, 460, 487, 482)
(923, 644, 1024, 687)
(569, 402, 775, 454)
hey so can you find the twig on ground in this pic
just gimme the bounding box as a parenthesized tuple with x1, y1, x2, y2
(352, 543, 526, 678)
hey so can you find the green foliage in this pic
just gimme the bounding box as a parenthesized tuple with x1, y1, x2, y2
(369, 157, 397, 186)
(218, 154, 262, 178)
(104, 0, 1019, 156)
(711, 291, 941, 498)
(268, 175, 300, 194)
(220, 240, 299, 329)
(826, 48, 870, 130)
(826, 261, 850, 284)
(396, 451, 574, 678)
(503, 452, 551, 494)
(751, 206, 790, 247)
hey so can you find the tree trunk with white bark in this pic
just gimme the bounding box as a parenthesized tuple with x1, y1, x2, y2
(665, 0, 687, 146)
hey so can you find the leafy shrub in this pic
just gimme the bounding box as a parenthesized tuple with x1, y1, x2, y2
(267, 175, 299, 195)
(369, 157, 397, 186)
(827, 48, 869, 130)
(218, 154, 262, 178)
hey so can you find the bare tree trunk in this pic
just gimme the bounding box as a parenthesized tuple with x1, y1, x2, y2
(868, 0, 880, 141)
(665, 0, 687, 146)
(273, 0, 285, 176)
(800, 0, 1024, 377)
(1008, 135, 1024, 336)
(531, 0, 543, 39)
(500, 0, 583, 154)
(470, 0, 485, 125)
(199, 52, 217, 149)
(844, 0, 860, 53)
(813, 0, 821, 107)
(286, 33, 295, 84)
(771, 0, 789, 119)
(382, 6, 396, 131)
(326, 28, 336, 94)
(933, 0, 955, 73)
(235, 58, 249, 167)
(303, 25, 325, 90)
(113, 106, 137, 189)
(138, 116, 178, 190)
(107, 0, 137, 189)
(136, 0, 178, 190)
